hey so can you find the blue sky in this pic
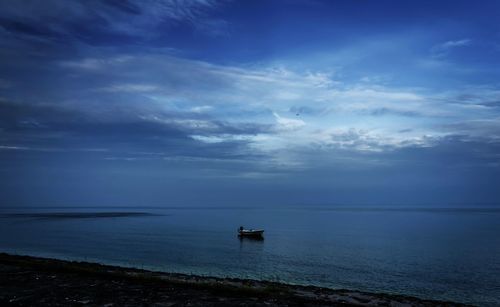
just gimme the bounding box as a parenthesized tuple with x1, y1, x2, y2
(1, 0, 499, 206)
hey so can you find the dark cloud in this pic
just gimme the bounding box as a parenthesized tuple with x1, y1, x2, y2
(2, 98, 499, 206)
(0, 99, 270, 162)
(0, 18, 61, 39)
(289, 106, 324, 116)
(0, 0, 226, 47)
(439, 120, 500, 137)
(369, 107, 422, 117)
(102, 0, 143, 15)
(389, 135, 500, 168)
(398, 128, 413, 133)
(476, 100, 500, 108)
(443, 92, 500, 108)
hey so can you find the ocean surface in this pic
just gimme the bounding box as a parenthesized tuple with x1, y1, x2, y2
(0, 205, 499, 306)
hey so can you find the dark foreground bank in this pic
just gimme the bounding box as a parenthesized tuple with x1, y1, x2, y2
(0, 253, 467, 306)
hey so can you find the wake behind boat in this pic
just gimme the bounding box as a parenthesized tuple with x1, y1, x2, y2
(238, 226, 264, 238)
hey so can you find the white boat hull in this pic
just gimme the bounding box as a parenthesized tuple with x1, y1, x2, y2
(238, 229, 264, 237)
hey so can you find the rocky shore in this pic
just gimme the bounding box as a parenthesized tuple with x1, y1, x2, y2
(0, 253, 467, 306)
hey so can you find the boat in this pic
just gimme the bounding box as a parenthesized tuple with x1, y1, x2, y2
(238, 226, 264, 238)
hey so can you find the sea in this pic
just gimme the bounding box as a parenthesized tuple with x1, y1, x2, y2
(0, 205, 499, 306)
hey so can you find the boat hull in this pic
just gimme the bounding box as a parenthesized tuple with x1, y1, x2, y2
(238, 230, 264, 237)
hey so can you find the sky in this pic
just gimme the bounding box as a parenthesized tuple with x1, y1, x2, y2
(1, 0, 500, 207)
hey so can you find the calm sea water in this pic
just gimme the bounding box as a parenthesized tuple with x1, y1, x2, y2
(0, 206, 499, 306)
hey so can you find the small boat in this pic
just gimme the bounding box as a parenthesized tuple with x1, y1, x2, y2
(238, 226, 264, 238)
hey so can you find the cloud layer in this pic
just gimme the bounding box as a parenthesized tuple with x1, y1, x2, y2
(1, 0, 499, 205)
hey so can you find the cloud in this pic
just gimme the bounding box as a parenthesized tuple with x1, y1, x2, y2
(59, 56, 135, 70)
(439, 39, 472, 49)
(439, 87, 500, 108)
(0, 99, 270, 164)
(98, 83, 160, 93)
(431, 38, 471, 58)
(190, 105, 213, 113)
(5, 47, 497, 171)
(0, 0, 228, 46)
(0, 145, 30, 151)
(2, 44, 500, 171)
(440, 118, 500, 139)
(194, 18, 230, 37)
(273, 112, 306, 131)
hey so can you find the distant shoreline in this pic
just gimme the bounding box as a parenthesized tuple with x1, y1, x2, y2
(0, 253, 468, 306)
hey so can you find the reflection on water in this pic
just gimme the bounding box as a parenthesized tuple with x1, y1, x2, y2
(238, 236, 264, 242)
(238, 235, 265, 254)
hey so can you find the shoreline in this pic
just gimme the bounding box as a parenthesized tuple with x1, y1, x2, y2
(0, 253, 468, 306)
